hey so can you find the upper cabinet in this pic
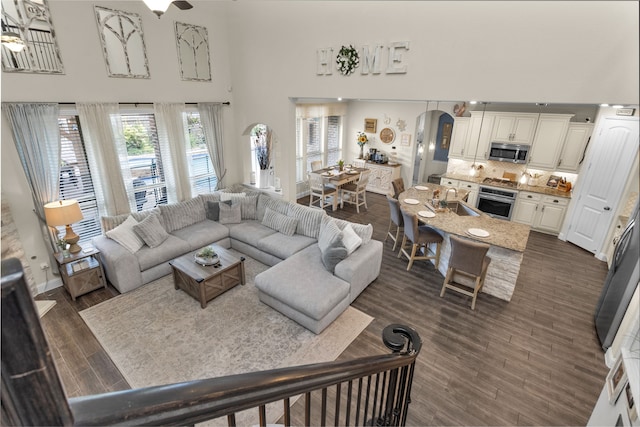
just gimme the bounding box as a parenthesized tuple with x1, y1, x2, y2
(490, 113, 538, 144)
(527, 114, 573, 170)
(448, 112, 495, 161)
(557, 123, 594, 172)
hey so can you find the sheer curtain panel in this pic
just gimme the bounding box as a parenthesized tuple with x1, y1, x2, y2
(198, 103, 226, 190)
(2, 102, 61, 251)
(77, 103, 131, 216)
(154, 103, 191, 202)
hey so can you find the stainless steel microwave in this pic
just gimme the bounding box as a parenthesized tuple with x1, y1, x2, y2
(488, 142, 530, 164)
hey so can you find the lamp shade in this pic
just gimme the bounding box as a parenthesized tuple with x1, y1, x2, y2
(44, 200, 83, 227)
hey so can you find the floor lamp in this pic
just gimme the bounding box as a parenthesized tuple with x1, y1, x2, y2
(44, 200, 84, 254)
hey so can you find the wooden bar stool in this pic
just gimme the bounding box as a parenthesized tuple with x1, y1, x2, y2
(398, 207, 443, 271)
(440, 235, 491, 310)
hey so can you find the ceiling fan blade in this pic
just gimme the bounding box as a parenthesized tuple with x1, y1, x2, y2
(172, 1, 193, 10)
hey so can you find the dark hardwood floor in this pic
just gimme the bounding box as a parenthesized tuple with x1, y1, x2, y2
(36, 191, 609, 425)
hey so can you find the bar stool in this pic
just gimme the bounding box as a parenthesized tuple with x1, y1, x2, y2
(440, 235, 491, 310)
(398, 207, 443, 271)
(385, 195, 403, 251)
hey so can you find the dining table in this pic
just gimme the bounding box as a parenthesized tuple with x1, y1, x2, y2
(316, 165, 368, 210)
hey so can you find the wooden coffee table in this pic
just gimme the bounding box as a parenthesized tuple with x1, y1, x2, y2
(169, 245, 245, 308)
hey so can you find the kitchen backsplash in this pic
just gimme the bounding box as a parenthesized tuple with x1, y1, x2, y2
(446, 159, 578, 187)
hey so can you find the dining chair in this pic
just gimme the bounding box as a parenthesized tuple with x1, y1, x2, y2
(340, 170, 370, 213)
(398, 207, 443, 271)
(385, 194, 403, 251)
(310, 160, 323, 171)
(440, 235, 491, 310)
(308, 172, 337, 210)
(352, 159, 366, 168)
(391, 177, 405, 198)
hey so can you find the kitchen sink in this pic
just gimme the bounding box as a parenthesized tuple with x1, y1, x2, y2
(446, 201, 480, 217)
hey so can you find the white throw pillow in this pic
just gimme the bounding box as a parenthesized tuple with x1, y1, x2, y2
(105, 215, 145, 253)
(341, 223, 363, 255)
(220, 192, 246, 202)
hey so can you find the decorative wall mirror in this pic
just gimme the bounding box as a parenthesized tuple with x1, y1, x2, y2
(1, 0, 64, 73)
(174, 21, 211, 81)
(94, 6, 149, 79)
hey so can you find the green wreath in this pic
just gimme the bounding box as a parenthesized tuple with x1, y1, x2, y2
(336, 45, 359, 76)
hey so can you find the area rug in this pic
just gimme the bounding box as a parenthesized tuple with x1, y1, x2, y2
(80, 250, 373, 425)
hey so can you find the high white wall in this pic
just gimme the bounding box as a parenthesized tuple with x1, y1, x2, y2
(1, 1, 638, 292)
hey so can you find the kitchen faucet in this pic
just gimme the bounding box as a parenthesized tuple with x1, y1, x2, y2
(444, 187, 458, 202)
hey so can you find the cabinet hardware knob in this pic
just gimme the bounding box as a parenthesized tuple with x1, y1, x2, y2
(527, 195, 532, 198)
(604, 206, 611, 211)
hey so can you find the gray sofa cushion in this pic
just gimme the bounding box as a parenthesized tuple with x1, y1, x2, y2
(287, 203, 325, 239)
(227, 220, 276, 246)
(257, 232, 316, 260)
(257, 194, 289, 221)
(132, 213, 169, 248)
(219, 202, 241, 224)
(324, 216, 373, 244)
(170, 219, 230, 250)
(206, 200, 232, 221)
(255, 244, 350, 321)
(160, 197, 206, 233)
(238, 194, 259, 220)
(101, 207, 162, 233)
(136, 235, 191, 271)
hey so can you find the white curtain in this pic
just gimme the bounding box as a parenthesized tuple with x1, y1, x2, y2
(154, 103, 191, 202)
(77, 103, 131, 216)
(198, 103, 227, 190)
(2, 102, 61, 251)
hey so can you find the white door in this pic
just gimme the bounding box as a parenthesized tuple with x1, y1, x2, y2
(566, 117, 639, 254)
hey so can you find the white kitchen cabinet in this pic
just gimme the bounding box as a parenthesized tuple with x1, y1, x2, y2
(448, 117, 470, 159)
(467, 111, 495, 161)
(364, 162, 401, 195)
(527, 114, 573, 170)
(491, 113, 538, 144)
(513, 191, 569, 234)
(557, 123, 594, 172)
(440, 177, 460, 188)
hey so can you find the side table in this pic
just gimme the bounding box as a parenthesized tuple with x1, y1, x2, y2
(54, 248, 107, 301)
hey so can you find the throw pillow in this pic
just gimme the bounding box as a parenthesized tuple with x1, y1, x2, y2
(132, 214, 169, 248)
(105, 215, 145, 253)
(238, 194, 259, 220)
(219, 202, 242, 224)
(262, 207, 298, 236)
(342, 223, 363, 255)
(318, 217, 343, 254)
(206, 200, 232, 221)
(321, 237, 348, 273)
(220, 192, 246, 203)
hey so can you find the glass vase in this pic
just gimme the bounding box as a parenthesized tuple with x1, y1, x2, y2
(359, 145, 364, 159)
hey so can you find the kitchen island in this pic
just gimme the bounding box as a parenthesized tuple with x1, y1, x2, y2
(399, 184, 531, 302)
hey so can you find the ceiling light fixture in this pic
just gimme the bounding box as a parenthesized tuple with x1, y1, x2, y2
(469, 102, 487, 177)
(600, 103, 610, 107)
(143, 0, 173, 18)
(1, 31, 25, 52)
(612, 104, 624, 109)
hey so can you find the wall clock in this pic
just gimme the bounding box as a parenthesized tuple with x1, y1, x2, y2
(380, 127, 395, 144)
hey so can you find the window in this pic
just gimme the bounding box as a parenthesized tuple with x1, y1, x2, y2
(57, 115, 101, 244)
(185, 111, 217, 194)
(121, 113, 168, 211)
(295, 112, 344, 184)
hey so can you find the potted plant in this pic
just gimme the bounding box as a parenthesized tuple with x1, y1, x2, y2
(338, 159, 345, 171)
(194, 246, 219, 266)
(57, 239, 70, 258)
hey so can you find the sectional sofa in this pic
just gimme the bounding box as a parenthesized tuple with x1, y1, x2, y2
(92, 188, 383, 333)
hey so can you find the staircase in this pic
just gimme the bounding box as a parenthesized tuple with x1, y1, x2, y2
(1, 258, 421, 426)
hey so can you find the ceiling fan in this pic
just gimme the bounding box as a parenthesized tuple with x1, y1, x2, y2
(143, 0, 193, 18)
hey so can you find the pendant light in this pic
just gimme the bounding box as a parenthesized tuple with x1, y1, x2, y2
(143, 0, 173, 17)
(469, 102, 488, 176)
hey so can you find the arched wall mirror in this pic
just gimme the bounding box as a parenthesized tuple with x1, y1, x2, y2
(94, 5, 149, 79)
(175, 21, 211, 82)
(1, 0, 64, 73)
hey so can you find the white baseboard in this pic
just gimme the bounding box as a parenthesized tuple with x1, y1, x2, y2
(37, 277, 62, 295)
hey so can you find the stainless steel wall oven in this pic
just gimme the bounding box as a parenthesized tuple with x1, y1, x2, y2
(476, 186, 518, 220)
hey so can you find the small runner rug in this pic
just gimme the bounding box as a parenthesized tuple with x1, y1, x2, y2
(80, 249, 373, 425)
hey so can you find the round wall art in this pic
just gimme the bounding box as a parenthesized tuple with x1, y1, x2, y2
(380, 127, 395, 144)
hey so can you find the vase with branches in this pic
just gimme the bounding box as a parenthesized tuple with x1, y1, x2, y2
(253, 124, 272, 188)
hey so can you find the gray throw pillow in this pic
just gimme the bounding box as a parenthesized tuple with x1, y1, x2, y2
(132, 213, 170, 248)
(318, 217, 342, 253)
(219, 202, 242, 224)
(238, 195, 259, 220)
(262, 207, 298, 236)
(206, 200, 232, 221)
(321, 233, 348, 273)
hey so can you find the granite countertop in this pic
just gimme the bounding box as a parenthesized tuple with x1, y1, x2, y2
(441, 173, 572, 198)
(399, 184, 531, 252)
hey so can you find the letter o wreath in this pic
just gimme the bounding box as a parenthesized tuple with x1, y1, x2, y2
(336, 45, 359, 76)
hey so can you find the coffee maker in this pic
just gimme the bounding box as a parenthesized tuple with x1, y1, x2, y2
(368, 148, 377, 161)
